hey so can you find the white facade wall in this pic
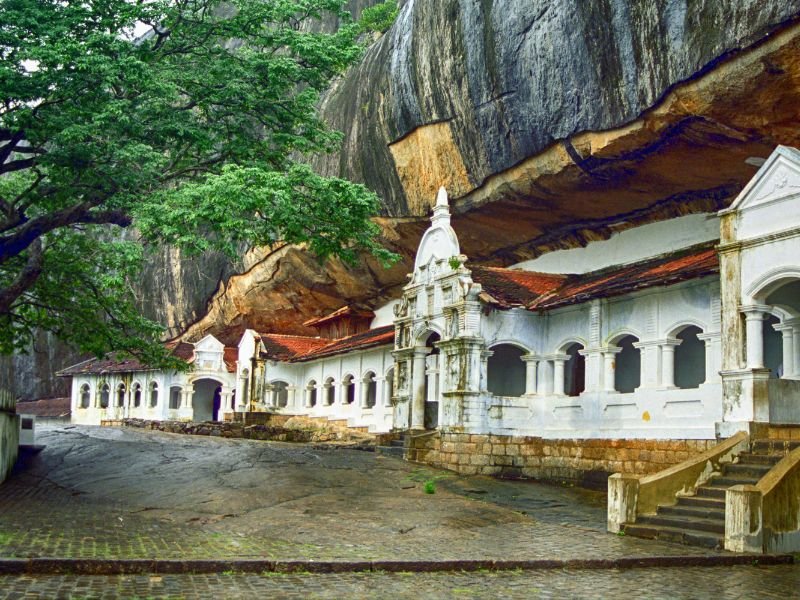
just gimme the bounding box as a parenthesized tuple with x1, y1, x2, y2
(478, 279, 723, 439)
(253, 346, 395, 433)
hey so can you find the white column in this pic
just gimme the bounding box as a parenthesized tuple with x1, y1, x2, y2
(181, 386, 192, 409)
(480, 351, 493, 393)
(360, 380, 370, 408)
(790, 320, 800, 376)
(742, 306, 768, 369)
(375, 376, 386, 409)
(523, 355, 539, 395)
(426, 354, 439, 403)
(660, 339, 681, 389)
(697, 332, 721, 384)
(287, 386, 297, 409)
(774, 323, 795, 378)
(633, 341, 661, 390)
(411, 349, 428, 430)
(551, 354, 569, 396)
(580, 349, 602, 393)
(304, 385, 314, 408)
(602, 348, 622, 392)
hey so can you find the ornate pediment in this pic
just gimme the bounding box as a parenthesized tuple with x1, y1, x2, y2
(725, 145, 800, 214)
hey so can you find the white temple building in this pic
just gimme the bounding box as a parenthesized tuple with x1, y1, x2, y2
(61, 146, 800, 440)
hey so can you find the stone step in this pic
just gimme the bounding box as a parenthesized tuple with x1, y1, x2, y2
(389, 439, 405, 448)
(675, 495, 725, 510)
(658, 503, 726, 522)
(736, 452, 784, 466)
(695, 485, 727, 500)
(751, 439, 800, 454)
(709, 475, 761, 487)
(621, 523, 722, 549)
(636, 513, 725, 535)
(723, 462, 772, 479)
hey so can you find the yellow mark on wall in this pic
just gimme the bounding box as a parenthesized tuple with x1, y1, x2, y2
(642, 411, 651, 422)
(388, 122, 473, 216)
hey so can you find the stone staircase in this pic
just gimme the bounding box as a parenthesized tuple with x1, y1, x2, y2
(375, 433, 408, 458)
(622, 438, 800, 549)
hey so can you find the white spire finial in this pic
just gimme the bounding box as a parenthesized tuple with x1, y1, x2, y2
(436, 186, 448, 207)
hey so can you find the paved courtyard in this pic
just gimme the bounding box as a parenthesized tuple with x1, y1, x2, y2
(0, 425, 797, 598)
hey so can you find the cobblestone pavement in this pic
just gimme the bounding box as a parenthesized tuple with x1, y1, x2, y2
(0, 425, 723, 563)
(1, 565, 799, 599)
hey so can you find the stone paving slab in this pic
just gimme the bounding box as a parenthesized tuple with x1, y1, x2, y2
(2, 565, 800, 599)
(0, 426, 733, 565)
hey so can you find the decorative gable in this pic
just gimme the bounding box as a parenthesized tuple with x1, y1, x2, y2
(722, 145, 800, 241)
(194, 334, 225, 371)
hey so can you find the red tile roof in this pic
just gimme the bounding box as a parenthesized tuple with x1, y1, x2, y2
(527, 246, 719, 311)
(58, 341, 237, 376)
(471, 267, 566, 308)
(16, 397, 71, 418)
(295, 325, 395, 362)
(223, 347, 238, 373)
(302, 305, 375, 328)
(259, 334, 333, 361)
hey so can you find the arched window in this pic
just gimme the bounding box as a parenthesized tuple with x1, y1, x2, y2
(615, 335, 640, 393)
(564, 343, 585, 397)
(271, 381, 289, 408)
(99, 383, 110, 408)
(675, 326, 705, 389)
(764, 314, 783, 379)
(363, 372, 377, 408)
(307, 380, 317, 407)
(487, 344, 526, 397)
(343, 375, 355, 405)
(169, 386, 182, 409)
(79, 384, 91, 409)
(116, 383, 126, 407)
(149, 381, 159, 407)
(132, 383, 142, 407)
(324, 377, 335, 406)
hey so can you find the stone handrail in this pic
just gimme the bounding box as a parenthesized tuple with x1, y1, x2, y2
(726, 445, 800, 553)
(608, 431, 749, 533)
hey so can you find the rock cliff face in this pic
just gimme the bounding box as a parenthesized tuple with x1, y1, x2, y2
(7, 0, 800, 398)
(187, 0, 800, 338)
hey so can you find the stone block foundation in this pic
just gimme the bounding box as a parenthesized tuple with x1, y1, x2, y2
(407, 432, 718, 487)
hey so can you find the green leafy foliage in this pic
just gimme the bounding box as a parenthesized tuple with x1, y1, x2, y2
(0, 0, 398, 365)
(359, 1, 399, 34)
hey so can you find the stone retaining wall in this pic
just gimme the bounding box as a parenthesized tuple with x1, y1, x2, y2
(407, 432, 718, 487)
(105, 418, 373, 444)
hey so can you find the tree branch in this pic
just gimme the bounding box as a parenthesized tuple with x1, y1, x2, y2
(0, 238, 43, 314)
(0, 200, 131, 265)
